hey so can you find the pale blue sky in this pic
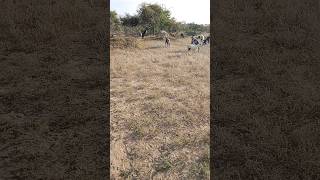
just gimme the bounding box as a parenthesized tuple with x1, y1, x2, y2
(110, 0, 210, 25)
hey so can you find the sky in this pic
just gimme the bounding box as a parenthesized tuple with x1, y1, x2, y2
(110, 0, 210, 25)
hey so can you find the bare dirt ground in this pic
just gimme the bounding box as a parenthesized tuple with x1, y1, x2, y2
(110, 38, 210, 179)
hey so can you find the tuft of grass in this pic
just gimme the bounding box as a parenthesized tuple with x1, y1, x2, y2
(154, 158, 173, 173)
(130, 124, 145, 140)
(119, 169, 132, 178)
(187, 147, 210, 179)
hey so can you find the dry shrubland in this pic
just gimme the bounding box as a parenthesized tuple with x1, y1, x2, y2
(110, 37, 144, 49)
(1, 1, 108, 179)
(111, 38, 210, 179)
(212, 0, 320, 179)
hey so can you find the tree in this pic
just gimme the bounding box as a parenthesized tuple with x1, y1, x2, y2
(183, 23, 208, 36)
(110, 10, 121, 33)
(110, 11, 120, 25)
(120, 14, 140, 27)
(111, 4, 208, 36)
(159, 12, 173, 32)
(137, 3, 173, 34)
(137, 3, 156, 33)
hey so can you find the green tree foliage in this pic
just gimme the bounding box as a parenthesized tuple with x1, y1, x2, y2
(158, 9, 172, 31)
(137, 3, 175, 34)
(137, 3, 158, 33)
(182, 23, 209, 36)
(110, 10, 121, 32)
(111, 3, 209, 36)
(110, 11, 120, 24)
(120, 14, 140, 27)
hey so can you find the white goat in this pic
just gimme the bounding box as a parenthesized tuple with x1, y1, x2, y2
(198, 35, 205, 42)
(187, 37, 202, 52)
(160, 30, 169, 39)
(187, 44, 200, 52)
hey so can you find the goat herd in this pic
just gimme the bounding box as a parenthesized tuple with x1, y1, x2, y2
(187, 35, 210, 52)
(161, 32, 210, 52)
(139, 29, 210, 52)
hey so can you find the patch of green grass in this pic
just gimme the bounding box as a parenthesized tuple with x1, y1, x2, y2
(131, 125, 144, 140)
(119, 167, 139, 179)
(154, 158, 173, 173)
(189, 151, 210, 179)
(119, 169, 132, 178)
(189, 161, 210, 179)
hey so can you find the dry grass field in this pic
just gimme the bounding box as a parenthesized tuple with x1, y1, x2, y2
(110, 37, 210, 179)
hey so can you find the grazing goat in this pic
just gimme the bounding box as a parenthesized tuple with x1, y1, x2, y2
(180, 33, 184, 38)
(191, 36, 197, 44)
(187, 44, 200, 52)
(192, 36, 201, 46)
(198, 35, 205, 42)
(188, 38, 201, 52)
(169, 32, 176, 37)
(165, 37, 171, 47)
(203, 36, 210, 45)
(141, 28, 148, 39)
(160, 30, 169, 39)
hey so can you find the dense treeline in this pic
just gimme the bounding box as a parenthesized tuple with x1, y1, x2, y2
(110, 3, 209, 36)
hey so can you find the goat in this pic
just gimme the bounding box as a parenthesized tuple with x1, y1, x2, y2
(140, 28, 148, 39)
(169, 32, 176, 37)
(187, 44, 200, 52)
(198, 35, 205, 41)
(165, 37, 171, 47)
(203, 36, 210, 45)
(188, 38, 201, 52)
(160, 30, 169, 39)
(191, 36, 202, 46)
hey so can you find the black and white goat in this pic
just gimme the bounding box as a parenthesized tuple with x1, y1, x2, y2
(140, 28, 148, 39)
(187, 37, 201, 52)
(203, 36, 210, 45)
(165, 37, 171, 47)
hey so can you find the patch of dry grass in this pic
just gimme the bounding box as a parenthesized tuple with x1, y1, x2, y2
(111, 38, 210, 179)
(110, 37, 144, 49)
